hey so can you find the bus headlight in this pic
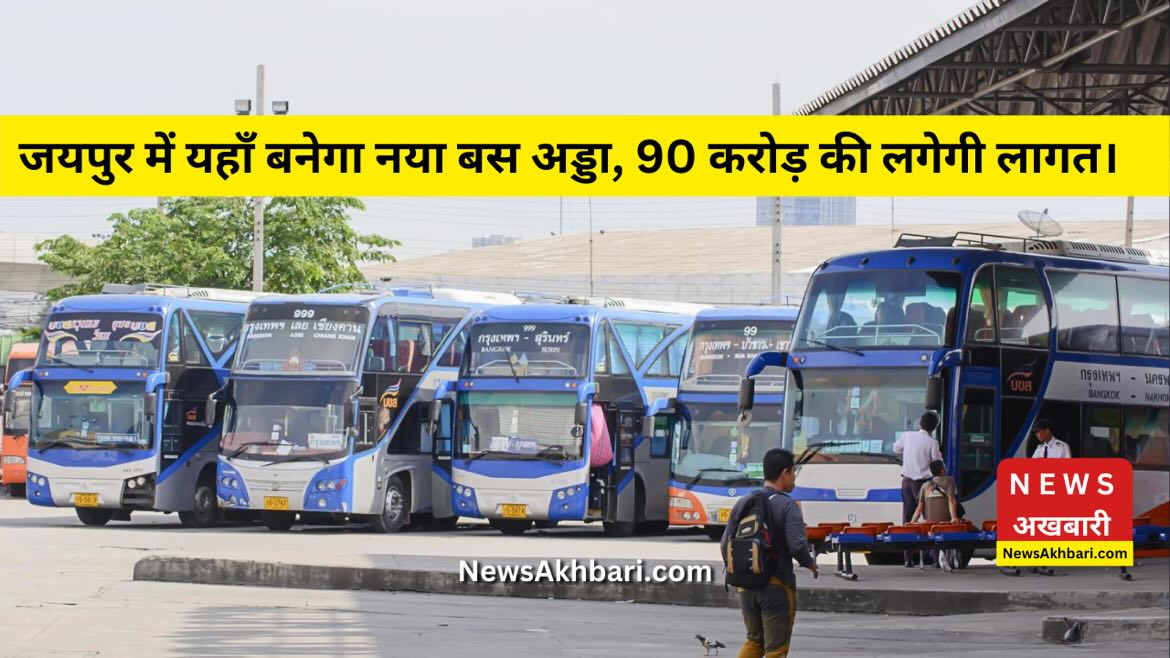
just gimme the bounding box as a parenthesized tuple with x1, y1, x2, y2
(2, 455, 24, 465)
(556, 490, 565, 500)
(669, 496, 694, 509)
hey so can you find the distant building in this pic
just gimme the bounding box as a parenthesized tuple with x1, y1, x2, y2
(756, 197, 857, 226)
(471, 234, 518, 248)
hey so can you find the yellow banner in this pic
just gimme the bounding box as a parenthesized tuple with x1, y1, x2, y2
(0, 116, 1166, 196)
(997, 540, 1133, 566)
(63, 381, 118, 395)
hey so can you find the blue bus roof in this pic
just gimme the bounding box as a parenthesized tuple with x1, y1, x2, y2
(695, 306, 800, 322)
(474, 303, 692, 325)
(49, 294, 248, 315)
(818, 247, 1168, 278)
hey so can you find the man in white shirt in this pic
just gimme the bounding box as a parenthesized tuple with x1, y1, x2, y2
(894, 413, 944, 524)
(1030, 419, 1071, 458)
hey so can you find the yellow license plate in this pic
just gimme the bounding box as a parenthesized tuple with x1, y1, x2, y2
(263, 496, 289, 511)
(717, 508, 731, 523)
(75, 493, 99, 507)
(501, 503, 528, 519)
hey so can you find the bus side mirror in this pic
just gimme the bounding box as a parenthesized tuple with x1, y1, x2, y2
(925, 376, 943, 412)
(2, 389, 13, 415)
(738, 378, 756, 414)
(429, 399, 442, 434)
(144, 392, 158, 419)
(575, 401, 588, 427)
(204, 395, 219, 427)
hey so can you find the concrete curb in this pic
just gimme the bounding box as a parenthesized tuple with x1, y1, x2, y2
(133, 557, 1170, 616)
(1042, 613, 1170, 643)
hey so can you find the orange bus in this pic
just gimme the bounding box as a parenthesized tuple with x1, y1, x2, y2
(2, 342, 37, 497)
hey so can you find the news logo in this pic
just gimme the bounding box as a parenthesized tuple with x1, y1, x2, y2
(996, 458, 1133, 566)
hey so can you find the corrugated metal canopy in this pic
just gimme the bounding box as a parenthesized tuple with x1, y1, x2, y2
(796, 0, 1169, 115)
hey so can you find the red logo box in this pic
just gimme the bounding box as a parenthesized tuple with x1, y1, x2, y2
(996, 458, 1132, 542)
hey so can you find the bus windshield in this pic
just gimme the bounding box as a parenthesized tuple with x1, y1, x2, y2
(795, 270, 960, 349)
(466, 323, 590, 378)
(672, 402, 781, 484)
(31, 381, 150, 450)
(457, 391, 582, 460)
(683, 319, 793, 391)
(39, 313, 163, 368)
(221, 379, 354, 462)
(235, 304, 369, 375)
(785, 367, 928, 464)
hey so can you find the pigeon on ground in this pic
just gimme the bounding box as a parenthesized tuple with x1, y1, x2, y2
(695, 634, 726, 655)
(1062, 619, 1085, 645)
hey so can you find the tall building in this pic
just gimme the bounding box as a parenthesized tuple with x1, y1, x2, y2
(756, 197, 857, 226)
(471, 234, 518, 248)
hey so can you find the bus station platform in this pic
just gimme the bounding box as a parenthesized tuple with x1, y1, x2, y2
(134, 552, 1170, 618)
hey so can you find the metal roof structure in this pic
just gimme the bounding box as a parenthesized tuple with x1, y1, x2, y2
(795, 0, 1169, 115)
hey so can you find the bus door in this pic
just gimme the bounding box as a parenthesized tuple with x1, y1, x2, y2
(429, 398, 456, 521)
(593, 323, 643, 523)
(638, 404, 674, 523)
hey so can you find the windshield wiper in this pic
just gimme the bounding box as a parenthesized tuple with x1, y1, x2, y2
(684, 467, 745, 490)
(506, 356, 522, 383)
(464, 449, 513, 463)
(535, 445, 569, 463)
(800, 338, 864, 357)
(227, 441, 277, 459)
(261, 453, 332, 466)
(99, 441, 148, 450)
(35, 439, 85, 451)
(44, 354, 94, 372)
(850, 451, 902, 465)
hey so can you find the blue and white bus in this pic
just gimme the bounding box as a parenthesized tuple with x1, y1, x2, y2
(215, 287, 516, 532)
(667, 306, 798, 540)
(444, 298, 696, 536)
(7, 284, 255, 527)
(740, 235, 1169, 543)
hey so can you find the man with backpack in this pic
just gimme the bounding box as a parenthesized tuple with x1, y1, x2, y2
(720, 449, 818, 658)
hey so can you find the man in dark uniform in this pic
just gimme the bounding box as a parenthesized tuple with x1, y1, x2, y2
(721, 449, 818, 658)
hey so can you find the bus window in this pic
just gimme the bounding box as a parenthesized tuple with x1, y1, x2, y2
(1050, 271, 1120, 353)
(607, 329, 630, 375)
(188, 311, 242, 359)
(396, 321, 434, 373)
(966, 268, 996, 343)
(1082, 405, 1123, 458)
(181, 315, 210, 367)
(1118, 277, 1169, 357)
(795, 270, 959, 349)
(166, 313, 182, 364)
(388, 404, 422, 455)
(994, 267, 1049, 348)
(439, 327, 468, 368)
(614, 322, 672, 369)
(648, 332, 687, 378)
(958, 388, 995, 496)
(366, 316, 392, 372)
(1126, 407, 1169, 467)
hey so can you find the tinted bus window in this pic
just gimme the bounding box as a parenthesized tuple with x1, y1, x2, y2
(236, 304, 369, 374)
(684, 319, 793, 389)
(967, 268, 996, 343)
(995, 267, 1050, 348)
(1050, 272, 1120, 353)
(647, 332, 687, 378)
(614, 323, 677, 369)
(40, 313, 163, 368)
(796, 270, 960, 349)
(466, 323, 589, 378)
(1118, 277, 1169, 357)
(1126, 407, 1169, 466)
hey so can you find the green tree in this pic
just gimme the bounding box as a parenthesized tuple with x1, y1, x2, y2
(36, 197, 397, 299)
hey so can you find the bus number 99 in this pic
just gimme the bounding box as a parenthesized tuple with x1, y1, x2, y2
(743, 326, 758, 337)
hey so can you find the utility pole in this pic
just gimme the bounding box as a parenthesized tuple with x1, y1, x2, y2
(770, 83, 783, 302)
(559, 197, 564, 235)
(251, 65, 266, 292)
(1124, 196, 1134, 247)
(588, 197, 594, 296)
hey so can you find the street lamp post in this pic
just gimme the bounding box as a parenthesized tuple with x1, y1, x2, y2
(235, 65, 289, 292)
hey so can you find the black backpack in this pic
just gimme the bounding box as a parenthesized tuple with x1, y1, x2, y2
(723, 490, 780, 589)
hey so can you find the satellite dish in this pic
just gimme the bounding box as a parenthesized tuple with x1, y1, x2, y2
(1018, 208, 1063, 238)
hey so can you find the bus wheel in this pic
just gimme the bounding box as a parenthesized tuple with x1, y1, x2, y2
(703, 525, 725, 541)
(7, 483, 26, 498)
(179, 480, 224, 528)
(490, 519, 533, 535)
(602, 520, 636, 537)
(76, 508, 114, 526)
(262, 511, 296, 531)
(369, 476, 409, 533)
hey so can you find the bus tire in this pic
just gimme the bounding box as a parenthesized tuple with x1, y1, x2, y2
(490, 519, 533, 535)
(7, 483, 26, 498)
(179, 480, 224, 528)
(262, 511, 296, 531)
(703, 525, 725, 541)
(76, 508, 114, 526)
(369, 476, 409, 533)
(638, 520, 669, 535)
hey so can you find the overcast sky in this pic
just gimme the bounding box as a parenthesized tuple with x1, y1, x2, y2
(1, 1, 1165, 259)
